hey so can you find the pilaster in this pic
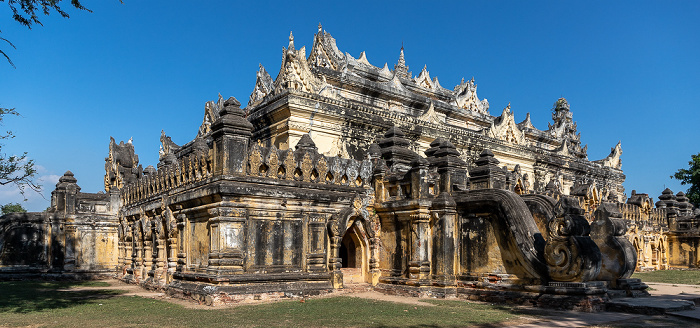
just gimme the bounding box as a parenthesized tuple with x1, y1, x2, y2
(207, 206, 247, 274)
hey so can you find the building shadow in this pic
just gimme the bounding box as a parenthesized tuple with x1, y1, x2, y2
(0, 281, 124, 314)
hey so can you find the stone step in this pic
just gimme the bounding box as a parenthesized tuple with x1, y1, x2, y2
(341, 268, 364, 284)
(606, 297, 695, 315)
(667, 309, 700, 322)
(344, 283, 372, 293)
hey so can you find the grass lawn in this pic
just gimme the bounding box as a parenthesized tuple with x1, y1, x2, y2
(632, 269, 700, 285)
(0, 280, 532, 328)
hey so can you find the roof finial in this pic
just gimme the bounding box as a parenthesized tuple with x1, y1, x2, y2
(394, 42, 409, 79)
(318, 22, 322, 32)
(288, 31, 295, 50)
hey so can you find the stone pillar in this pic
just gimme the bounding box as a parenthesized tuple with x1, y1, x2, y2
(207, 206, 246, 274)
(327, 218, 343, 289)
(155, 215, 167, 284)
(176, 214, 187, 272)
(143, 217, 154, 279)
(63, 225, 77, 271)
(123, 220, 133, 276)
(117, 238, 124, 274)
(367, 214, 382, 286)
(430, 192, 457, 286)
(133, 220, 144, 280)
(368, 143, 387, 203)
(117, 218, 126, 275)
(49, 217, 66, 272)
(211, 97, 253, 176)
(408, 209, 431, 285)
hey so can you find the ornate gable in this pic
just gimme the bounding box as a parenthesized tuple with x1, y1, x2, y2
(248, 64, 274, 107)
(198, 94, 224, 137)
(417, 101, 446, 125)
(308, 24, 346, 71)
(414, 65, 434, 90)
(454, 77, 489, 114)
(486, 104, 526, 145)
(517, 113, 537, 130)
(273, 32, 327, 94)
(596, 141, 622, 169)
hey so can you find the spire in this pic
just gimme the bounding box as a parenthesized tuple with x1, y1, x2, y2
(318, 22, 322, 33)
(393, 45, 410, 79)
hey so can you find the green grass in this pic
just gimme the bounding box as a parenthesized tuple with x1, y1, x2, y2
(0, 280, 530, 327)
(632, 269, 700, 285)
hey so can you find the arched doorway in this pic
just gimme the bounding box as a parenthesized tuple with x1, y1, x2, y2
(339, 220, 369, 284)
(633, 237, 643, 270)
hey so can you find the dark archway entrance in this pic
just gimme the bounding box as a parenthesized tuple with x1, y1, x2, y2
(339, 220, 368, 284)
(340, 232, 359, 268)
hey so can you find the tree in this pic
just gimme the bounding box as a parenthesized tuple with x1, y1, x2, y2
(672, 153, 700, 207)
(2, 0, 93, 67)
(0, 107, 39, 197)
(1, 202, 27, 215)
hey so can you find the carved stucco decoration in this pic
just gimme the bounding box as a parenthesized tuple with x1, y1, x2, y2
(105, 137, 141, 191)
(590, 202, 637, 281)
(248, 64, 274, 107)
(346, 160, 359, 186)
(158, 130, 180, 165)
(162, 201, 177, 239)
(301, 153, 313, 182)
(316, 156, 328, 183)
(308, 24, 346, 71)
(417, 101, 446, 125)
(273, 32, 328, 95)
(328, 191, 375, 239)
(544, 198, 602, 282)
(284, 150, 296, 180)
(596, 141, 623, 170)
(249, 145, 263, 176)
(548, 98, 588, 159)
(414, 65, 436, 90)
(197, 94, 224, 137)
(331, 158, 343, 184)
(453, 77, 489, 114)
(267, 145, 279, 179)
(486, 103, 527, 145)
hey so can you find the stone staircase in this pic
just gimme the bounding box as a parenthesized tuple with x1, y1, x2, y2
(606, 280, 700, 316)
(340, 268, 372, 292)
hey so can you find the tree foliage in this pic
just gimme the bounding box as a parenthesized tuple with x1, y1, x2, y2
(2, 0, 92, 67)
(1, 202, 27, 215)
(0, 107, 39, 197)
(672, 153, 700, 207)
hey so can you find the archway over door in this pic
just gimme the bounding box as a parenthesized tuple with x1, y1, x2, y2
(339, 220, 369, 284)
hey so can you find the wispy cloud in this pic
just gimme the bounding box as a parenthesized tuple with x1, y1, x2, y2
(0, 166, 60, 212)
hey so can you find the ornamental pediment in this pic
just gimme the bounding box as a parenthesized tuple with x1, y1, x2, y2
(485, 104, 526, 145)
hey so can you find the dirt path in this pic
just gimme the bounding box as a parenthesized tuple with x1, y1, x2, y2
(61, 279, 477, 309)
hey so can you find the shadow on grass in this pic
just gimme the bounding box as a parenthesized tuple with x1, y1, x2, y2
(0, 281, 124, 314)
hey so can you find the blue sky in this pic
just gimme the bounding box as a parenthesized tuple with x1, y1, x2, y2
(1, 1, 698, 211)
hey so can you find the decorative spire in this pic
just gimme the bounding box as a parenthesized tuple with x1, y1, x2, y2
(318, 22, 322, 33)
(393, 45, 410, 79)
(288, 31, 295, 51)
